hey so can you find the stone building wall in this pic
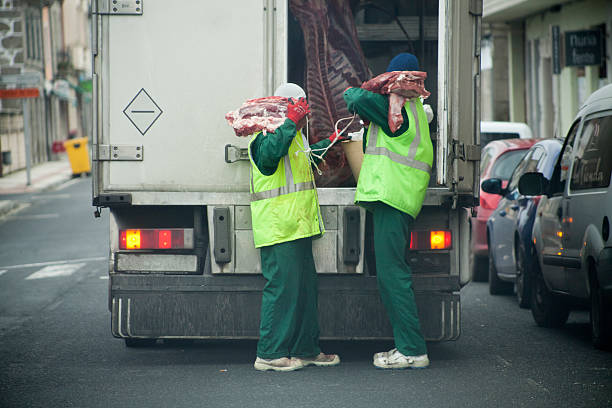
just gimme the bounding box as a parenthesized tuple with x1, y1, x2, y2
(0, 0, 47, 175)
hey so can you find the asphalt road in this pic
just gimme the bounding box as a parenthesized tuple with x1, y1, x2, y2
(0, 178, 610, 408)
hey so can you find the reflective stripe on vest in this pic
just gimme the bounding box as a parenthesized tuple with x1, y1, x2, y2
(249, 141, 316, 202)
(365, 101, 432, 175)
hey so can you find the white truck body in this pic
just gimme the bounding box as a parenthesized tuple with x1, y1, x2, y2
(92, 0, 482, 342)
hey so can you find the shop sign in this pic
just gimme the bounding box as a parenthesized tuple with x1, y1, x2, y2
(552, 26, 561, 74)
(565, 30, 602, 67)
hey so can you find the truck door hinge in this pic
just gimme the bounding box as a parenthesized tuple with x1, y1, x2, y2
(469, 0, 483, 16)
(93, 144, 144, 161)
(450, 141, 481, 162)
(224, 144, 249, 163)
(95, 0, 143, 15)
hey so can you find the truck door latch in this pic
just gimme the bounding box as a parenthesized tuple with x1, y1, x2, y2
(450, 141, 481, 162)
(224, 144, 249, 163)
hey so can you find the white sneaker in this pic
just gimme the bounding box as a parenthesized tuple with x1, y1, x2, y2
(254, 357, 304, 372)
(299, 352, 341, 367)
(372, 348, 429, 369)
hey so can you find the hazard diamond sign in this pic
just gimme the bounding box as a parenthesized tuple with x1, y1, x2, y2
(123, 88, 163, 135)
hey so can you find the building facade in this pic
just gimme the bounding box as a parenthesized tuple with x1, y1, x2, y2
(483, 0, 612, 139)
(0, 0, 90, 177)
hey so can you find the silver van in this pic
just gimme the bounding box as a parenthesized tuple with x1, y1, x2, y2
(519, 84, 612, 349)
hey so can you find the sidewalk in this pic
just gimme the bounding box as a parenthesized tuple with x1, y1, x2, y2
(0, 158, 73, 217)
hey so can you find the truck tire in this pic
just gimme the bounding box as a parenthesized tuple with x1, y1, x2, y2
(470, 252, 488, 282)
(488, 250, 513, 295)
(590, 270, 612, 350)
(515, 246, 531, 309)
(530, 262, 569, 328)
(124, 338, 157, 347)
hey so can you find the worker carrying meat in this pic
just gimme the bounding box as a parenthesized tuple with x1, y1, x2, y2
(249, 83, 347, 372)
(343, 53, 433, 369)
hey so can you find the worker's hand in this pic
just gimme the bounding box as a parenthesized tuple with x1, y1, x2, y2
(286, 97, 310, 125)
(328, 131, 352, 143)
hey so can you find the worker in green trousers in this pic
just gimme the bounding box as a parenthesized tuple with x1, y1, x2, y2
(344, 53, 433, 369)
(249, 83, 347, 372)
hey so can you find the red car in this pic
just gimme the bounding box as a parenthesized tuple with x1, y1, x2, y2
(470, 139, 537, 281)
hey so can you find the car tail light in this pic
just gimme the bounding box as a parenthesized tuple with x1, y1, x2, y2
(119, 229, 194, 250)
(410, 230, 452, 250)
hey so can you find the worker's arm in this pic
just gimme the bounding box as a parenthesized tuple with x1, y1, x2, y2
(308, 138, 332, 166)
(343, 87, 409, 137)
(250, 119, 297, 176)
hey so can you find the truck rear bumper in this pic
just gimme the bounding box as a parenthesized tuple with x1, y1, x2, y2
(110, 274, 460, 341)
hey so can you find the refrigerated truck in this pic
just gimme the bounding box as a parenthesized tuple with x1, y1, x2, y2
(91, 0, 482, 345)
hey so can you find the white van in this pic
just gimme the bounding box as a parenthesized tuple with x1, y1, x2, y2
(481, 121, 534, 147)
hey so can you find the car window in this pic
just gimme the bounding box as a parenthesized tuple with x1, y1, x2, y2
(480, 146, 494, 174)
(570, 113, 612, 190)
(490, 149, 528, 180)
(508, 147, 545, 192)
(550, 120, 581, 195)
(481, 132, 520, 147)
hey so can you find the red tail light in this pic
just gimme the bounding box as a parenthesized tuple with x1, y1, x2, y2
(119, 229, 194, 250)
(409, 230, 452, 250)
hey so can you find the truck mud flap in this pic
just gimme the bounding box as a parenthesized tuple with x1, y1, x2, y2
(110, 277, 459, 341)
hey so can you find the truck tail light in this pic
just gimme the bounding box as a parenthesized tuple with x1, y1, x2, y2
(119, 229, 194, 250)
(409, 230, 452, 250)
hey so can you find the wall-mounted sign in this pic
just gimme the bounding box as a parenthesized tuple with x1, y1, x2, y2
(565, 30, 602, 67)
(0, 88, 40, 99)
(552, 26, 561, 74)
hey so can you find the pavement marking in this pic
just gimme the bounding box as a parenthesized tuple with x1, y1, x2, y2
(0, 256, 106, 270)
(99, 276, 109, 280)
(9, 213, 60, 220)
(0, 270, 7, 277)
(26, 262, 86, 280)
(31, 193, 72, 199)
(54, 178, 82, 191)
(494, 355, 512, 368)
(526, 378, 550, 394)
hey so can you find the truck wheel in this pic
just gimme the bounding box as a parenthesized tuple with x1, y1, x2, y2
(124, 338, 157, 347)
(515, 246, 531, 309)
(470, 252, 488, 282)
(590, 271, 612, 350)
(530, 263, 569, 328)
(488, 250, 512, 295)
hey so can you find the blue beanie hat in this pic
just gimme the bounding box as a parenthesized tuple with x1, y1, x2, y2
(386, 53, 419, 72)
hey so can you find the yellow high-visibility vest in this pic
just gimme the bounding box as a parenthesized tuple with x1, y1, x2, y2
(355, 98, 433, 218)
(248, 130, 324, 248)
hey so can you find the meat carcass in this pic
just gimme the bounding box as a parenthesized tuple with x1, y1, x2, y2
(290, 0, 371, 186)
(361, 71, 430, 133)
(225, 96, 288, 137)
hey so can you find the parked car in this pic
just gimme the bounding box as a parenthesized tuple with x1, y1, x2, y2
(470, 139, 536, 281)
(482, 139, 562, 305)
(481, 121, 534, 146)
(519, 84, 612, 349)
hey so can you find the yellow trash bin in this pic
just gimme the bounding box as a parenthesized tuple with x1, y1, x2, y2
(63, 137, 91, 176)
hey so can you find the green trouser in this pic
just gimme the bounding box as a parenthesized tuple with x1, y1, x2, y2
(256, 237, 321, 359)
(372, 202, 428, 356)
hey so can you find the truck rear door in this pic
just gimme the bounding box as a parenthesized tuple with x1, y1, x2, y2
(92, 1, 286, 201)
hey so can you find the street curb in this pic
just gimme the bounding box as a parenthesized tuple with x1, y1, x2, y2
(0, 200, 20, 218)
(0, 174, 76, 218)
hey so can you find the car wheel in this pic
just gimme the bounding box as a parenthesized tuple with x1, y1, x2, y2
(530, 262, 569, 328)
(470, 252, 488, 282)
(488, 249, 513, 295)
(516, 246, 531, 309)
(124, 338, 157, 347)
(590, 271, 612, 350)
